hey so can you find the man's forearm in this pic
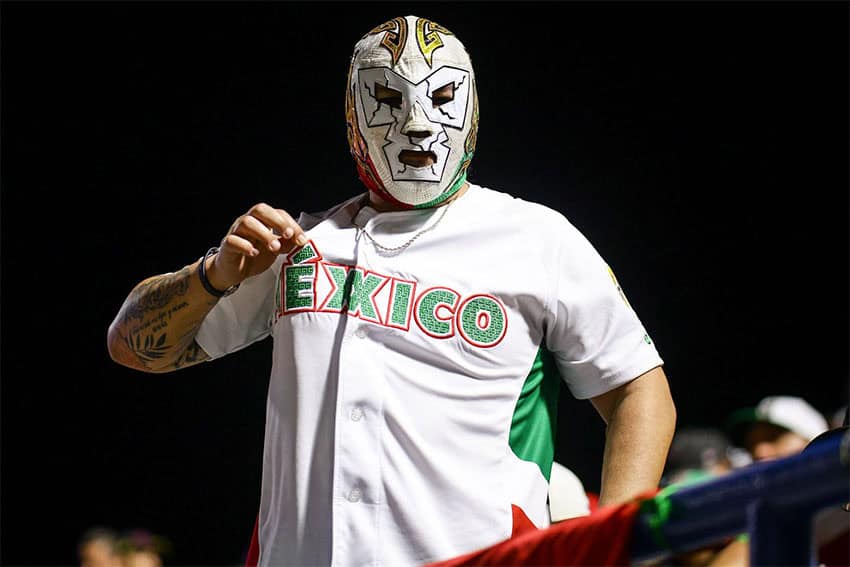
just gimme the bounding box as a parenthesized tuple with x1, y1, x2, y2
(594, 367, 676, 506)
(107, 258, 217, 373)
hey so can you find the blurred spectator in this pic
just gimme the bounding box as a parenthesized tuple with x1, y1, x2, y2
(548, 461, 591, 522)
(830, 404, 849, 429)
(707, 406, 848, 567)
(78, 527, 122, 567)
(661, 427, 749, 488)
(726, 395, 828, 461)
(656, 429, 745, 566)
(115, 529, 171, 567)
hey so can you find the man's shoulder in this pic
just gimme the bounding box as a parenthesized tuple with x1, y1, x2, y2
(467, 183, 594, 252)
(469, 183, 572, 228)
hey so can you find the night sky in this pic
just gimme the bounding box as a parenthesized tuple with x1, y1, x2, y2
(2, 2, 848, 564)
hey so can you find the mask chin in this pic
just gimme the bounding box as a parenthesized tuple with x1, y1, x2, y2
(384, 180, 446, 207)
(374, 170, 467, 209)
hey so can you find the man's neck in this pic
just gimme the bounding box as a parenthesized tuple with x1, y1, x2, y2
(368, 183, 470, 212)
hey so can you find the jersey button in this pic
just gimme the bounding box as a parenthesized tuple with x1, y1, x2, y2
(347, 488, 362, 503)
(354, 327, 368, 339)
(350, 407, 363, 421)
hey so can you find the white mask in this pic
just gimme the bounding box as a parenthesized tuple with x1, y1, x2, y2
(346, 15, 479, 208)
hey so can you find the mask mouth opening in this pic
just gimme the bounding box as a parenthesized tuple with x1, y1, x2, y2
(398, 149, 437, 168)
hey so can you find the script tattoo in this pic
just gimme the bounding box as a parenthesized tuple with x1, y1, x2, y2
(123, 267, 191, 323)
(118, 267, 204, 370)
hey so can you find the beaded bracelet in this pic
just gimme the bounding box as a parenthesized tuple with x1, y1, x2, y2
(198, 246, 240, 298)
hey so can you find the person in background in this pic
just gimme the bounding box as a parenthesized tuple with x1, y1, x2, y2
(656, 429, 744, 566)
(830, 404, 849, 429)
(115, 529, 170, 567)
(726, 395, 829, 461)
(78, 527, 122, 567)
(706, 404, 846, 567)
(661, 427, 748, 488)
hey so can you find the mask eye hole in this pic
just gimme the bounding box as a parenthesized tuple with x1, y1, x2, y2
(374, 83, 402, 109)
(431, 83, 455, 107)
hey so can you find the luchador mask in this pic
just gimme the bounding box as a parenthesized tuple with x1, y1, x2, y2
(346, 15, 479, 208)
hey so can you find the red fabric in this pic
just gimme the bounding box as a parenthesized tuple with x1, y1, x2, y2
(426, 491, 656, 567)
(511, 504, 538, 537)
(245, 514, 259, 567)
(586, 492, 600, 513)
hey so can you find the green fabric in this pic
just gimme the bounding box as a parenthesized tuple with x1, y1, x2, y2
(509, 347, 562, 482)
(639, 473, 715, 550)
(413, 151, 472, 209)
(639, 483, 681, 550)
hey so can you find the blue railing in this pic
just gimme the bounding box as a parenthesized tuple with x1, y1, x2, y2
(631, 429, 849, 565)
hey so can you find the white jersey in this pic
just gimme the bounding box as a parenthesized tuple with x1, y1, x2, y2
(195, 183, 663, 566)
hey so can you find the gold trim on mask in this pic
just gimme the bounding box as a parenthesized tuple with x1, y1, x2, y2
(416, 18, 453, 68)
(367, 17, 407, 66)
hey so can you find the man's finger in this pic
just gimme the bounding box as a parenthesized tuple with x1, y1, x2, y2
(249, 204, 294, 234)
(247, 204, 307, 248)
(221, 233, 260, 257)
(235, 215, 282, 252)
(274, 208, 308, 247)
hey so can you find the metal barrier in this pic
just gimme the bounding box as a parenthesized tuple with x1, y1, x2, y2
(631, 429, 850, 565)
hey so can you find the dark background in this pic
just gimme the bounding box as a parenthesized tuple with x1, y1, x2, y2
(2, 1, 848, 565)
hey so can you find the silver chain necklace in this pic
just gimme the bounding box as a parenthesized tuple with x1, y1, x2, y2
(352, 198, 454, 256)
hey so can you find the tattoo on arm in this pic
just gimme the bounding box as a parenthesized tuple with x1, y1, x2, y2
(126, 330, 169, 363)
(173, 340, 210, 369)
(117, 266, 213, 371)
(123, 267, 191, 324)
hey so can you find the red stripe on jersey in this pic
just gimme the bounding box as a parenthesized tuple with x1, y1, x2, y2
(245, 514, 259, 567)
(511, 504, 538, 537)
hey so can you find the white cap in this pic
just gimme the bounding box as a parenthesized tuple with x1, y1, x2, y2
(548, 462, 590, 522)
(730, 396, 829, 443)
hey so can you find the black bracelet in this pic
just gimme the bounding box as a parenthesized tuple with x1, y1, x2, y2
(199, 246, 240, 298)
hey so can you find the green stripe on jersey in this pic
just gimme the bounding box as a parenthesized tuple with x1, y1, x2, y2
(509, 347, 562, 482)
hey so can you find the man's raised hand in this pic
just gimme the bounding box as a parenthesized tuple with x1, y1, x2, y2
(206, 203, 307, 291)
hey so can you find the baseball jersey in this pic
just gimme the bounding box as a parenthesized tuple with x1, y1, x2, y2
(195, 183, 663, 566)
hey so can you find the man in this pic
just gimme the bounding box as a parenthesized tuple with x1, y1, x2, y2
(726, 395, 829, 461)
(107, 15, 676, 565)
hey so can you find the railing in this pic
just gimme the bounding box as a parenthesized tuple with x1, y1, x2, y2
(631, 429, 849, 565)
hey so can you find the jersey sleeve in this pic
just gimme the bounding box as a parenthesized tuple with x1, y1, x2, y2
(194, 257, 281, 360)
(543, 215, 663, 400)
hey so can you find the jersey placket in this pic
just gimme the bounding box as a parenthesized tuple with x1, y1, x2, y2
(331, 218, 387, 566)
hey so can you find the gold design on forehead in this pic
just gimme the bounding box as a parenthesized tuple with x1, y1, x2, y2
(367, 17, 407, 66)
(415, 18, 453, 68)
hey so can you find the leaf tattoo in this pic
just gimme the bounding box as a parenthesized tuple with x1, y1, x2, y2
(127, 330, 170, 363)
